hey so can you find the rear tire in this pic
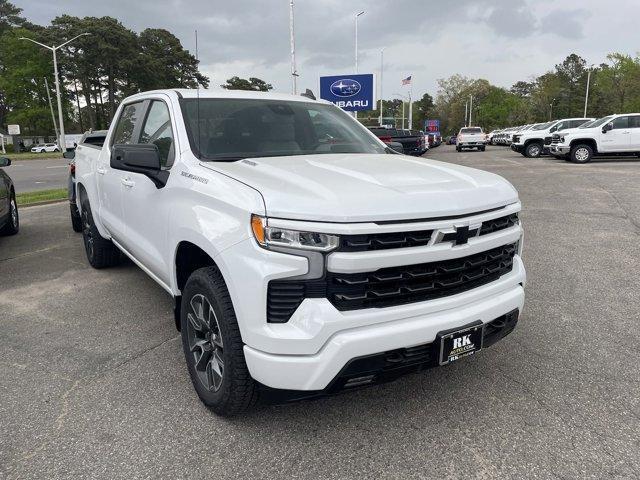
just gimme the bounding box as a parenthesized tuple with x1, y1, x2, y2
(480, 146, 486, 152)
(181, 266, 258, 416)
(570, 144, 593, 164)
(80, 197, 121, 268)
(70, 203, 82, 232)
(456, 147, 461, 152)
(0, 193, 19, 236)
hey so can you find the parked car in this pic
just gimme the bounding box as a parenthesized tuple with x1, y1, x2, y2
(511, 118, 594, 157)
(74, 89, 525, 415)
(447, 135, 457, 145)
(368, 127, 425, 156)
(456, 127, 486, 151)
(65, 130, 109, 232)
(30, 143, 60, 153)
(0, 157, 19, 236)
(549, 113, 640, 163)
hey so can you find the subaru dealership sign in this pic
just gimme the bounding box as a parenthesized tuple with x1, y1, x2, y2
(425, 119, 440, 133)
(319, 74, 375, 112)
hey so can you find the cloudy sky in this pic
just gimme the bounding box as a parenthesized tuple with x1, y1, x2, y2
(17, 0, 640, 99)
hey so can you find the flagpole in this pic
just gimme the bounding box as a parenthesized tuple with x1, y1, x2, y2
(408, 79, 413, 130)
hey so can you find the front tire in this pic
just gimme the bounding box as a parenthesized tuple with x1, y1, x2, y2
(80, 197, 121, 268)
(0, 193, 19, 236)
(181, 267, 258, 416)
(525, 142, 542, 158)
(570, 144, 593, 164)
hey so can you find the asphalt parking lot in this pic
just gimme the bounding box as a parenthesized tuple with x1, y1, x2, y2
(1, 145, 639, 479)
(9, 157, 69, 192)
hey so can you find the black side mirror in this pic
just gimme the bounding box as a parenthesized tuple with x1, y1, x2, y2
(0, 157, 11, 167)
(63, 151, 75, 160)
(549, 126, 557, 133)
(602, 123, 613, 133)
(110, 144, 169, 188)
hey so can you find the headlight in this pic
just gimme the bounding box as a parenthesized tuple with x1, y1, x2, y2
(251, 215, 339, 252)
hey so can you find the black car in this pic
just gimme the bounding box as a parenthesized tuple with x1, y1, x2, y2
(0, 157, 19, 236)
(66, 130, 108, 232)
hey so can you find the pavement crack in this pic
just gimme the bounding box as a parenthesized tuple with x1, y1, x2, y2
(108, 335, 180, 373)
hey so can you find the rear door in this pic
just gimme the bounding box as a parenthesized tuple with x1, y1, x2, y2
(600, 116, 631, 152)
(628, 115, 640, 150)
(119, 97, 177, 283)
(98, 100, 146, 242)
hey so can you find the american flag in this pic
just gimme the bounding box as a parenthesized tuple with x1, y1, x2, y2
(401, 75, 412, 85)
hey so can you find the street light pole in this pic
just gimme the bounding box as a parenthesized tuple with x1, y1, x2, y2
(20, 33, 90, 152)
(584, 65, 594, 117)
(549, 98, 555, 121)
(354, 11, 365, 120)
(44, 77, 59, 141)
(394, 93, 408, 129)
(379, 48, 384, 126)
(464, 100, 468, 127)
(468, 95, 474, 126)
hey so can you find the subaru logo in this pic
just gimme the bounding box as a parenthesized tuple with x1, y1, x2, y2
(330, 79, 361, 97)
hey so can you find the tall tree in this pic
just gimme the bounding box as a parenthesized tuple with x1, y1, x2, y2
(221, 76, 273, 91)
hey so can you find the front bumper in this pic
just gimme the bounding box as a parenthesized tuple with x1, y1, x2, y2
(510, 144, 524, 153)
(244, 256, 525, 391)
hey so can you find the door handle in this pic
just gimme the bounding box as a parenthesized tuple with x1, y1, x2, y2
(121, 178, 135, 188)
(97, 167, 106, 175)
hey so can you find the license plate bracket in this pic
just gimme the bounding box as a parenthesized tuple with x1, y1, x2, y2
(437, 320, 484, 366)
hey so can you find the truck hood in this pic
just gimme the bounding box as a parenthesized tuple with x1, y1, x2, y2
(203, 154, 518, 223)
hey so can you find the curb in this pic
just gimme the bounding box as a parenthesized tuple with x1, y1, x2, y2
(19, 199, 67, 208)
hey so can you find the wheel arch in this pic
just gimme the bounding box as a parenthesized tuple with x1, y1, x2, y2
(570, 138, 598, 153)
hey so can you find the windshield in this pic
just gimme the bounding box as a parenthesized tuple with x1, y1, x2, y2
(180, 98, 387, 161)
(587, 116, 615, 128)
(460, 127, 482, 134)
(532, 122, 554, 130)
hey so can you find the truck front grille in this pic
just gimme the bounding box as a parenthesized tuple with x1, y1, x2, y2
(340, 230, 432, 252)
(551, 135, 561, 144)
(267, 243, 517, 322)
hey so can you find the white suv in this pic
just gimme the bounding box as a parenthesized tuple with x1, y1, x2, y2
(550, 114, 640, 163)
(74, 89, 525, 415)
(30, 143, 60, 153)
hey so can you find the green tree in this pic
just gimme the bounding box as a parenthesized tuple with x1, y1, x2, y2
(221, 76, 273, 91)
(0, 0, 24, 36)
(412, 92, 434, 130)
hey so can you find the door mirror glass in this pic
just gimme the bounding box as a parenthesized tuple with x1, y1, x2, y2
(0, 157, 10, 167)
(110, 144, 168, 188)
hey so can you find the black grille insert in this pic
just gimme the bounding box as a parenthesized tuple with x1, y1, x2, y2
(267, 243, 517, 321)
(340, 230, 432, 252)
(479, 213, 518, 236)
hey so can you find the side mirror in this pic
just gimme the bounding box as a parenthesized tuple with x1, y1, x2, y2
(0, 157, 10, 167)
(602, 122, 613, 133)
(110, 144, 168, 188)
(549, 126, 557, 133)
(63, 151, 75, 160)
(388, 142, 404, 154)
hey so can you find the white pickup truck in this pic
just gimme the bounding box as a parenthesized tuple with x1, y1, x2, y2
(456, 127, 486, 151)
(74, 89, 525, 415)
(510, 118, 593, 158)
(549, 113, 640, 163)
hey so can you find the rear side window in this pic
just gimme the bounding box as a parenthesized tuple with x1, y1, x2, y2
(612, 116, 629, 129)
(139, 101, 175, 168)
(628, 116, 640, 128)
(112, 102, 145, 145)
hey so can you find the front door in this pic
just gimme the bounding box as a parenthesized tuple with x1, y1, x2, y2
(599, 116, 631, 153)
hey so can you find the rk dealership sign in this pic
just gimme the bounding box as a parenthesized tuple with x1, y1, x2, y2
(319, 74, 376, 112)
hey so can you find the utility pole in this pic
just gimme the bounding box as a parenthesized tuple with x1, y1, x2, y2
(464, 100, 468, 127)
(379, 48, 384, 126)
(468, 95, 473, 126)
(44, 77, 59, 141)
(584, 65, 594, 117)
(549, 98, 555, 121)
(289, 0, 298, 95)
(20, 33, 90, 152)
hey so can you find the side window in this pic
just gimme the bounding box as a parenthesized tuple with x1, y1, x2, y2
(555, 121, 569, 131)
(628, 116, 640, 128)
(112, 102, 145, 145)
(139, 101, 175, 168)
(570, 120, 584, 128)
(611, 116, 629, 129)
